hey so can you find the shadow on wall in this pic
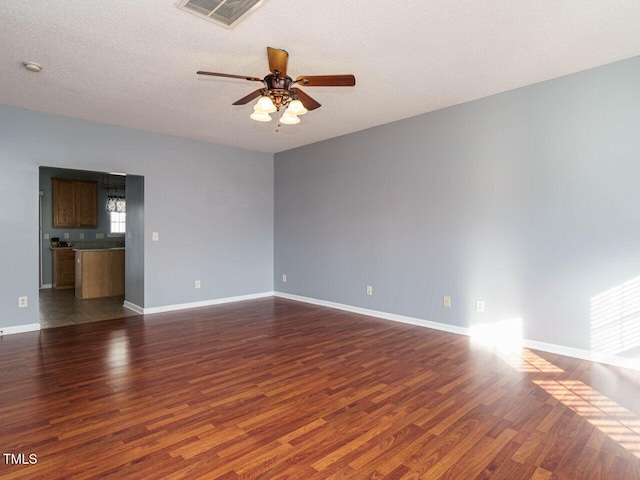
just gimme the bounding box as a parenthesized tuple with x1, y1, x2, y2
(591, 276, 640, 361)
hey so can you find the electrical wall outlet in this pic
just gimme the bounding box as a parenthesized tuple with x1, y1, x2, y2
(476, 300, 485, 313)
(64, 233, 69, 239)
(79, 233, 85, 239)
(18, 296, 28, 308)
(127, 231, 132, 239)
(282, 274, 287, 283)
(96, 233, 104, 239)
(195, 280, 201, 289)
(152, 232, 159, 241)
(443, 296, 451, 307)
(366, 285, 373, 296)
(44, 233, 49, 240)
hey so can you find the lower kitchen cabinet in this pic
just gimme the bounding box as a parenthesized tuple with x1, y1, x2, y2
(52, 249, 75, 289)
(75, 249, 125, 299)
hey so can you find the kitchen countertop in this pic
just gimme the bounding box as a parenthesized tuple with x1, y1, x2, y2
(50, 246, 125, 251)
(73, 247, 125, 252)
(49, 240, 125, 251)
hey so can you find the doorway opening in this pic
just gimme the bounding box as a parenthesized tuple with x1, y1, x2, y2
(38, 166, 144, 328)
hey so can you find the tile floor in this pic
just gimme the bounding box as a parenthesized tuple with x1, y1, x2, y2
(39, 288, 139, 329)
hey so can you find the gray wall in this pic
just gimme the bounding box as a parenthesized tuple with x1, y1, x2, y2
(0, 106, 273, 328)
(274, 56, 640, 355)
(39, 167, 126, 286)
(4, 56, 639, 358)
(125, 175, 144, 307)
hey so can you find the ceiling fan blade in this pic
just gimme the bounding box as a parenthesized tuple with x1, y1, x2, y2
(291, 88, 321, 111)
(296, 75, 356, 87)
(267, 47, 289, 75)
(197, 71, 263, 82)
(232, 89, 264, 105)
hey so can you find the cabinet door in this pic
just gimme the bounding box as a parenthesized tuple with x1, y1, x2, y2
(53, 249, 75, 289)
(110, 250, 125, 296)
(52, 178, 76, 228)
(75, 180, 98, 228)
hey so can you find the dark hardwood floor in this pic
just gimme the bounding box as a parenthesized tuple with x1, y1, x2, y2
(2, 297, 640, 479)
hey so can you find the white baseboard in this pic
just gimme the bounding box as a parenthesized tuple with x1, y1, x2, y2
(123, 301, 144, 314)
(274, 292, 640, 371)
(0, 323, 41, 336)
(523, 339, 640, 371)
(141, 291, 275, 315)
(274, 292, 469, 336)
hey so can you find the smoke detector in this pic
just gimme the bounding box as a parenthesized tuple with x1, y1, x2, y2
(23, 62, 42, 72)
(176, 0, 266, 29)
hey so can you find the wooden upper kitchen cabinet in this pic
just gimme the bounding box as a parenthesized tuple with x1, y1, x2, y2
(52, 178, 76, 228)
(52, 178, 98, 228)
(75, 180, 98, 227)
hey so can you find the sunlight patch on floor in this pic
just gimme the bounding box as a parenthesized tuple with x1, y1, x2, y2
(469, 312, 640, 460)
(470, 318, 563, 373)
(470, 318, 523, 351)
(534, 379, 640, 458)
(498, 349, 564, 373)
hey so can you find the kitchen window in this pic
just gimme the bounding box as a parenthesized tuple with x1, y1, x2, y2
(110, 212, 126, 234)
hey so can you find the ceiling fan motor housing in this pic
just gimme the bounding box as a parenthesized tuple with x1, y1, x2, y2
(263, 74, 296, 110)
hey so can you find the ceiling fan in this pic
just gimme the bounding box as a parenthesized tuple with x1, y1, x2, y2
(197, 47, 356, 125)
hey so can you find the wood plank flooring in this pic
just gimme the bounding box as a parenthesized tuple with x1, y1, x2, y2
(2, 297, 640, 479)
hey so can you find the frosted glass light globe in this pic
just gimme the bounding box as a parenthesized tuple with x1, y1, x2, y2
(250, 111, 272, 122)
(254, 96, 276, 113)
(286, 100, 307, 115)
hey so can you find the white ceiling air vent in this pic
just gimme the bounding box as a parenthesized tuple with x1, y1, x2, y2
(176, 0, 266, 29)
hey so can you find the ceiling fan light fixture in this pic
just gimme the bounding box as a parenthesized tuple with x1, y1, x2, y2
(286, 100, 307, 115)
(254, 96, 276, 113)
(197, 46, 356, 124)
(280, 112, 300, 125)
(250, 111, 272, 122)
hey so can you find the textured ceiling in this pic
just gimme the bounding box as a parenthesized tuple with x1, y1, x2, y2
(1, 1, 640, 154)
